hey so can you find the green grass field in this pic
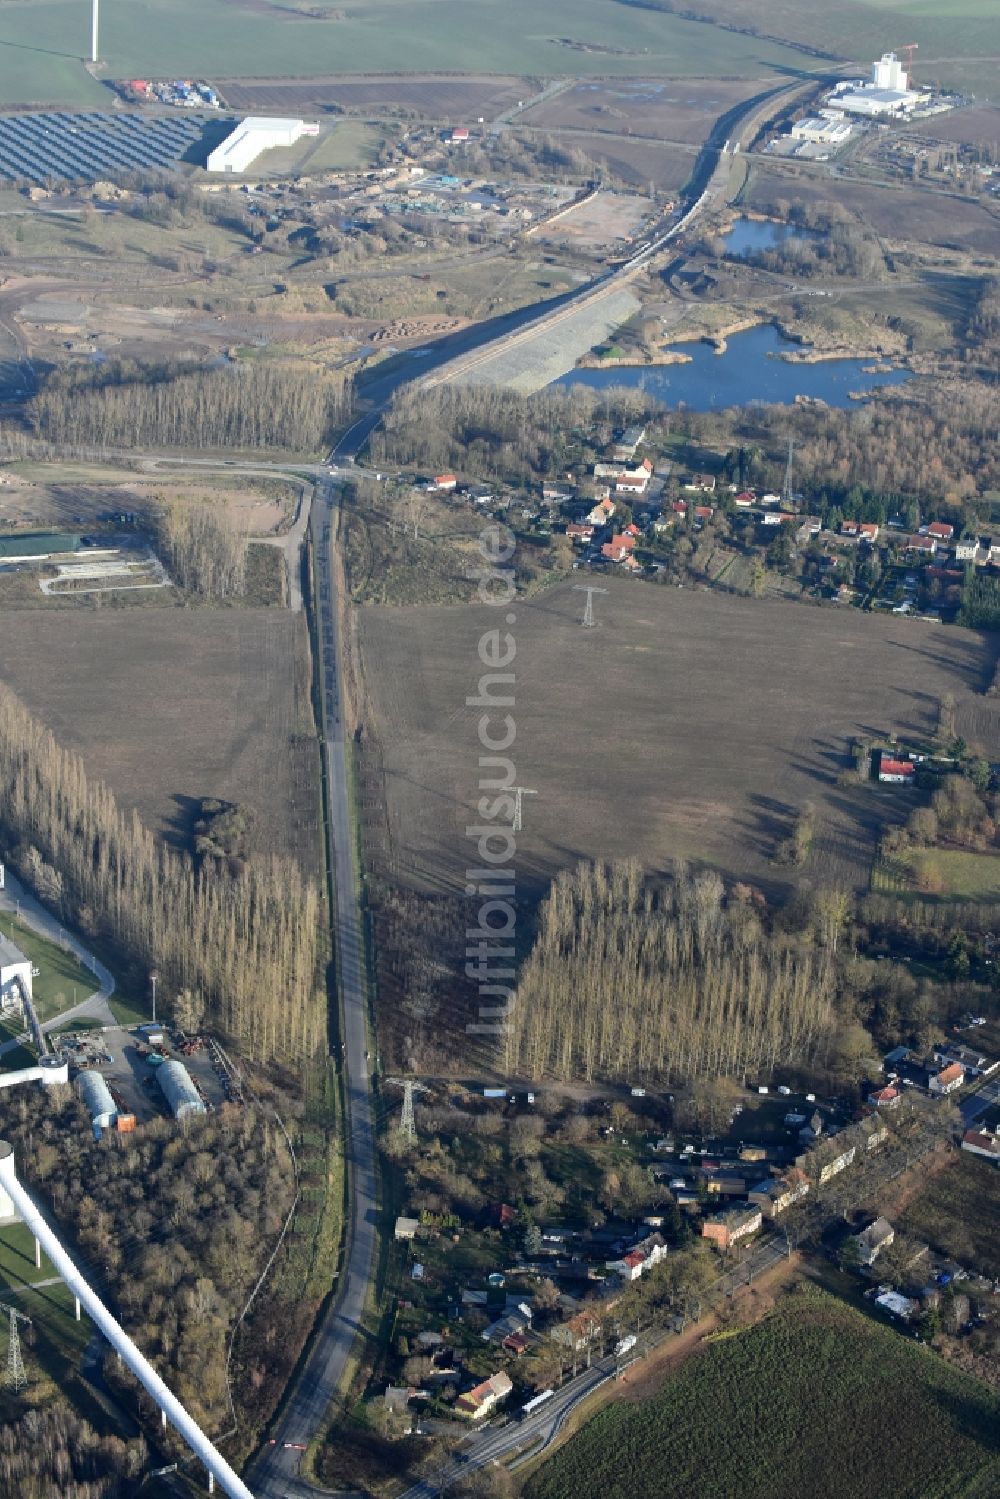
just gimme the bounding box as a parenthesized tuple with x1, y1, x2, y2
(0, 0, 817, 108)
(873, 848, 1000, 904)
(0, 1222, 58, 1294)
(0, 0, 996, 107)
(526, 1284, 1000, 1499)
(896, 1154, 1000, 1279)
(0, 913, 96, 1023)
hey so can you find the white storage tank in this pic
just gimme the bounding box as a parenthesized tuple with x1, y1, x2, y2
(77, 1069, 116, 1129)
(157, 1060, 206, 1121)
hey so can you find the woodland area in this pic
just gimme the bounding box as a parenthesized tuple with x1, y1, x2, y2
(374, 375, 1000, 503)
(23, 358, 351, 454)
(0, 1404, 145, 1499)
(0, 1082, 312, 1451)
(371, 384, 660, 483)
(502, 862, 841, 1084)
(0, 685, 324, 1063)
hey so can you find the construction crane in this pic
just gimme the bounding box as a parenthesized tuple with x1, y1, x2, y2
(897, 43, 918, 84)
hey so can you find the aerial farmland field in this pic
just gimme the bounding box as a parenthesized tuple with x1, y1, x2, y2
(357, 582, 1000, 900)
(0, 0, 820, 108)
(525, 1284, 1000, 1499)
(0, 0, 996, 108)
(0, 608, 320, 872)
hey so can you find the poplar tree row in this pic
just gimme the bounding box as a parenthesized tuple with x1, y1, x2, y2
(0, 686, 324, 1062)
(155, 501, 247, 598)
(503, 861, 837, 1084)
(27, 358, 351, 454)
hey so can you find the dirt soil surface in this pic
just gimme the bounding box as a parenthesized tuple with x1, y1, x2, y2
(0, 608, 320, 871)
(357, 581, 1000, 902)
(907, 105, 1000, 146)
(746, 168, 1000, 255)
(217, 73, 531, 118)
(522, 77, 768, 143)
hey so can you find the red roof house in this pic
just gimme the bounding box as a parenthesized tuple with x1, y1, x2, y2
(878, 757, 916, 783)
(602, 534, 636, 563)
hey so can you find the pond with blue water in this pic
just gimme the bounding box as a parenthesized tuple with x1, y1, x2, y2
(555, 325, 912, 411)
(721, 217, 820, 258)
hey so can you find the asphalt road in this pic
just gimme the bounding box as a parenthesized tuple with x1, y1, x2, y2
(246, 476, 378, 1499)
(395, 1235, 789, 1498)
(961, 1077, 1000, 1125)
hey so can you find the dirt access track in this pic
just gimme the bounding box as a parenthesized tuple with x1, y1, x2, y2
(357, 582, 1000, 900)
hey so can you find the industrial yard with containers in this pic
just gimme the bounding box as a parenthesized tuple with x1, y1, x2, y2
(65, 1025, 236, 1133)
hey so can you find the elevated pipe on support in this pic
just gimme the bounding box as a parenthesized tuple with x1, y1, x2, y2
(0, 1142, 254, 1499)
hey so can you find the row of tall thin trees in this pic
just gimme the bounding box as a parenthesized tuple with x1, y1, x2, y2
(502, 861, 837, 1083)
(0, 686, 324, 1062)
(155, 501, 247, 598)
(27, 358, 351, 454)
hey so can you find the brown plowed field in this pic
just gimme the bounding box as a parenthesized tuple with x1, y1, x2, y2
(217, 73, 530, 118)
(358, 582, 1000, 900)
(746, 168, 1000, 255)
(548, 133, 695, 191)
(0, 609, 320, 872)
(522, 77, 766, 143)
(906, 105, 1000, 146)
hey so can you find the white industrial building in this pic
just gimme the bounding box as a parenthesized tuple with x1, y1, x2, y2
(828, 55, 926, 119)
(790, 115, 854, 147)
(873, 52, 908, 92)
(206, 117, 318, 174)
(157, 1059, 206, 1121)
(0, 933, 31, 1012)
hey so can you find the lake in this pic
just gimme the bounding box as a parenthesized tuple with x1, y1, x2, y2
(554, 325, 912, 411)
(722, 217, 819, 258)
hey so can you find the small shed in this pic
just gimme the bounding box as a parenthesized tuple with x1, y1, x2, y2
(395, 1215, 419, 1241)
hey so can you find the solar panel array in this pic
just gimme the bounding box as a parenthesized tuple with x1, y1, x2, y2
(0, 112, 210, 187)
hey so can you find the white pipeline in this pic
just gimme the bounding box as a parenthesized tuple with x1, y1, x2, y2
(0, 1143, 254, 1499)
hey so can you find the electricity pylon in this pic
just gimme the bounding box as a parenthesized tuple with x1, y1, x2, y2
(384, 1077, 431, 1143)
(6, 1307, 31, 1392)
(511, 786, 537, 833)
(574, 584, 607, 628)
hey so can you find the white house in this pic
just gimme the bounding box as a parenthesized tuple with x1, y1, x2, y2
(961, 1128, 1000, 1162)
(207, 117, 316, 173)
(855, 1216, 894, 1266)
(585, 497, 616, 527)
(606, 1234, 667, 1282)
(455, 1371, 512, 1420)
(928, 1062, 964, 1096)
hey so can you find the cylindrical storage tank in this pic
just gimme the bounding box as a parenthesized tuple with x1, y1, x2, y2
(39, 1056, 69, 1087)
(77, 1069, 116, 1128)
(157, 1060, 206, 1121)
